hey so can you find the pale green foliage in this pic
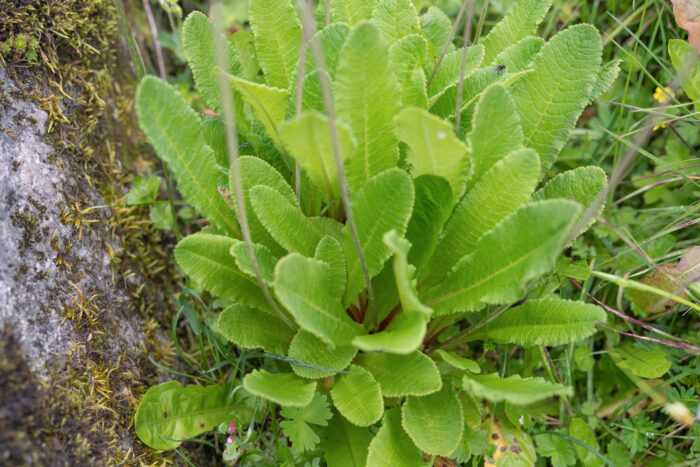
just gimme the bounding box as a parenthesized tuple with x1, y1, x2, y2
(280, 393, 332, 452)
(402, 383, 464, 455)
(243, 370, 316, 407)
(612, 345, 671, 378)
(218, 304, 294, 354)
(480, 0, 553, 64)
(356, 351, 441, 396)
(136, 77, 238, 235)
(466, 297, 607, 346)
(248, 0, 301, 89)
(395, 106, 469, 198)
(367, 408, 430, 466)
(463, 373, 573, 405)
(135, 0, 616, 461)
(330, 365, 383, 426)
(569, 418, 605, 467)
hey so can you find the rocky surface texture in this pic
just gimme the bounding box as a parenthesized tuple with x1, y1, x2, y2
(0, 2, 178, 464)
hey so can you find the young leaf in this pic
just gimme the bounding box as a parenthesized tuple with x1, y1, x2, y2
(231, 30, 260, 82)
(243, 370, 316, 407)
(250, 185, 321, 256)
(135, 76, 238, 235)
(462, 373, 573, 405)
(395, 107, 470, 198)
(434, 349, 480, 373)
(280, 393, 333, 452)
(321, 413, 373, 467)
(423, 200, 580, 314)
(356, 351, 442, 397)
(315, 236, 347, 300)
(511, 25, 602, 171)
(480, 0, 553, 64)
(330, 0, 376, 26)
(420, 6, 453, 62)
(174, 233, 269, 311)
(389, 34, 429, 108)
(224, 73, 289, 148)
(275, 254, 364, 348)
(402, 382, 464, 456)
(384, 231, 432, 319)
(467, 84, 524, 186)
(248, 0, 301, 89)
(367, 408, 430, 466)
(532, 166, 608, 238)
(465, 297, 606, 346)
(335, 22, 401, 190)
(288, 330, 357, 379)
(135, 381, 238, 450)
(278, 111, 355, 202)
(405, 175, 453, 272)
(218, 304, 294, 354)
(342, 168, 414, 306)
(422, 149, 540, 287)
(183, 12, 242, 114)
(330, 365, 383, 427)
(371, 0, 420, 45)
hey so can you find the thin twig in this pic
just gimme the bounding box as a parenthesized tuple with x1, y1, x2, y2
(297, 0, 374, 301)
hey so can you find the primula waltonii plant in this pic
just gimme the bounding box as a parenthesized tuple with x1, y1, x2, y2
(134, 0, 619, 463)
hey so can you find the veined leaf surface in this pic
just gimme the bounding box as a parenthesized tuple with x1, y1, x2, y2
(463, 373, 572, 405)
(356, 351, 441, 397)
(218, 304, 294, 354)
(135, 76, 238, 235)
(371, 0, 420, 45)
(321, 414, 373, 467)
(243, 370, 316, 407)
(330, 0, 376, 26)
(367, 408, 430, 466)
(288, 330, 357, 379)
(330, 365, 383, 427)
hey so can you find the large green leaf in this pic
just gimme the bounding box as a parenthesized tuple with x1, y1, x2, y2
(335, 22, 401, 190)
(321, 413, 373, 467)
(248, 0, 301, 89)
(389, 34, 429, 108)
(385, 231, 432, 319)
(480, 0, 553, 64)
(611, 345, 671, 379)
(371, 0, 420, 45)
(330, 0, 376, 26)
(512, 25, 602, 171)
(218, 304, 294, 354)
(330, 365, 383, 427)
(423, 200, 580, 314)
(288, 330, 357, 379)
(356, 351, 441, 397)
(423, 148, 540, 287)
(135, 382, 238, 450)
(395, 107, 470, 198)
(182, 12, 241, 114)
(352, 312, 428, 354)
(405, 175, 453, 271)
(224, 73, 289, 147)
(462, 373, 572, 406)
(427, 46, 484, 108)
(275, 254, 364, 347)
(343, 168, 414, 306)
(174, 233, 269, 311)
(135, 76, 238, 235)
(243, 370, 316, 407)
(420, 6, 453, 62)
(250, 185, 321, 256)
(278, 111, 354, 202)
(315, 236, 347, 300)
(466, 297, 606, 346)
(493, 36, 544, 73)
(467, 84, 524, 186)
(232, 156, 296, 257)
(402, 382, 464, 456)
(366, 408, 430, 466)
(532, 166, 608, 238)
